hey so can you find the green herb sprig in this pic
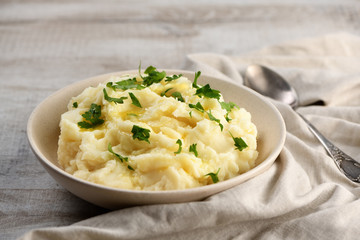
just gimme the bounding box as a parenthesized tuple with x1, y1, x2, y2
(207, 110, 223, 131)
(129, 92, 142, 108)
(189, 143, 198, 157)
(174, 139, 182, 154)
(160, 88, 173, 97)
(205, 168, 220, 183)
(131, 125, 151, 143)
(171, 91, 185, 102)
(195, 84, 221, 100)
(220, 101, 239, 122)
(141, 66, 166, 87)
(107, 78, 144, 91)
(220, 101, 238, 112)
(166, 74, 183, 82)
(229, 132, 248, 151)
(77, 103, 104, 129)
(103, 88, 128, 104)
(192, 71, 201, 88)
(108, 143, 128, 162)
(108, 143, 134, 171)
(189, 102, 205, 113)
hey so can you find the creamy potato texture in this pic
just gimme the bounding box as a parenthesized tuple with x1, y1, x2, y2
(58, 68, 258, 190)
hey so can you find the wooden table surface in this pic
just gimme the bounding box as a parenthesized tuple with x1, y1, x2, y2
(2, 0, 360, 239)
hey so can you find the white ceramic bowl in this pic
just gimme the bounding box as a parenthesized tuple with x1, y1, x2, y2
(27, 70, 286, 209)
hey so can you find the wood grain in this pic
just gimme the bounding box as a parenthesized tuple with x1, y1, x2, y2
(2, 0, 360, 239)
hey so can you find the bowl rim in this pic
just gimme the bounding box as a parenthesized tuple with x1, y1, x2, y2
(27, 69, 286, 196)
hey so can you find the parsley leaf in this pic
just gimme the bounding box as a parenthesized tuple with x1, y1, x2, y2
(161, 89, 185, 102)
(171, 91, 185, 102)
(189, 102, 205, 113)
(77, 103, 105, 129)
(131, 125, 151, 143)
(160, 88, 173, 97)
(77, 121, 96, 129)
(103, 88, 128, 104)
(230, 132, 248, 151)
(195, 84, 221, 100)
(224, 114, 232, 123)
(144, 65, 156, 74)
(129, 92, 142, 108)
(207, 110, 223, 131)
(108, 143, 128, 163)
(108, 143, 134, 171)
(138, 62, 143, 78)
(73, 102, 78, 108)
(220, 101, 238, 112)
(141, 66, 166, 86)
(106, 82, 115, 90)
(174, 139, 182, 154)
(205, 168, 220, 183)
(193, 71, 201, 88)
(107, 78, 144, 91)
(220, 101, 239, 122)
(189, 143, 198, 157)
(165, 74, 182, 82)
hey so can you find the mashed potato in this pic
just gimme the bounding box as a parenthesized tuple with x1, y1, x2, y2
(58, 67, 258, 190)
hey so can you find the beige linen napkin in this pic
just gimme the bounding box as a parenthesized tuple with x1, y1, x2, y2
(19, 33, 360, 240)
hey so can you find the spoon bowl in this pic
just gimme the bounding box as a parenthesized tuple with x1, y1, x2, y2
(244, 65, 298, 108)
(244, 64, 360, 183)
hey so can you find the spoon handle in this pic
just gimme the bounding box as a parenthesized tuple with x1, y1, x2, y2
(297, 112, 360, 182)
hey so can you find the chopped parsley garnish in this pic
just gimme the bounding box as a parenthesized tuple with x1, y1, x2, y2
(160, 88, 173, 97)
(225, 115, 231, 123)
(171, 91, 185, 102)
(73, 102, 78, 108)
(160, 88, 184, 102)
(165, 74, 182, 82)
(108, 143, 128, 163)
(230, 132, 248, 151)
(205, 168, 220, 183)
(220, 101, 239, 122)
(195, 84, 221, 100)
(141, 66, 166, 86)
(207, 110, 223, 131)
(129, 92, 142, 108)
(192, 71, 201, 88)
(77, 103, 104, 129)
(220, 101, 238, 112)
(189, 102, 205, 113)
(138, 62, 142, 76)
(108, 143, 134, 171)
(107, 78, 144, 91)
(103, 88, 128, 104)
(189, 143, 198, 157)
(131, 125, 151, 143)
(174, 139, 182, 154)
(106, 82, 114, 89)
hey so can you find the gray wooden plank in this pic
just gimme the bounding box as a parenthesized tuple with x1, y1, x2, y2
(1, 189, 109, 239)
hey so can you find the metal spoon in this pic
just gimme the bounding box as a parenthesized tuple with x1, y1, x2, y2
(244, 64, 360, 183)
